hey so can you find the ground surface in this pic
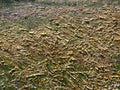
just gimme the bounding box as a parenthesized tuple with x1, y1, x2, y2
(0, 3, 120, 90)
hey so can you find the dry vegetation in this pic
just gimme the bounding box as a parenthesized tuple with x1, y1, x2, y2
(0, 1, 120, 90)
